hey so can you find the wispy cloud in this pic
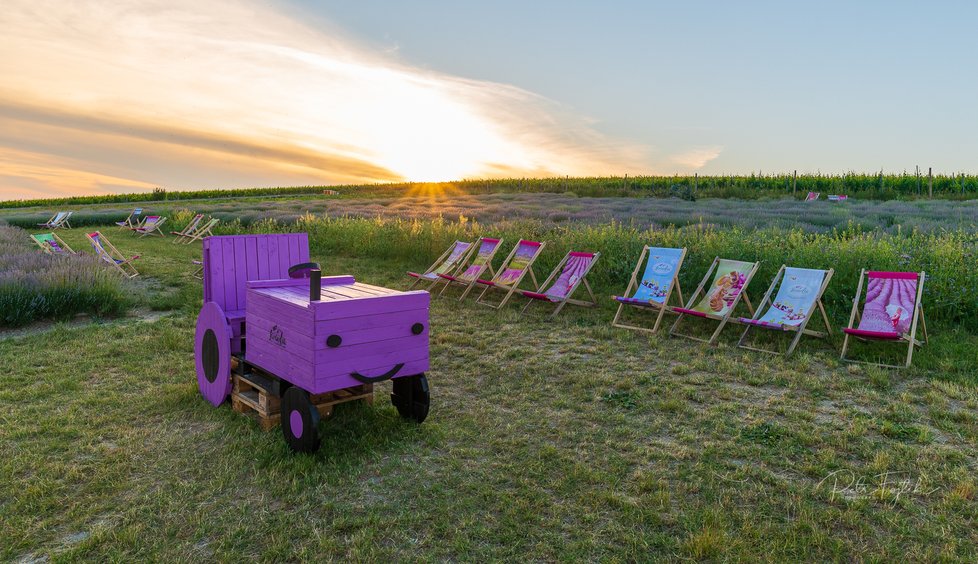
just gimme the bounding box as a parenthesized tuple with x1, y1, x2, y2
(0, 0, 652, 199)
(670, 146, 724, 170)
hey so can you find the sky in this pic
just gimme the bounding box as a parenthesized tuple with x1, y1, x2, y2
(1, 0, 976, 200)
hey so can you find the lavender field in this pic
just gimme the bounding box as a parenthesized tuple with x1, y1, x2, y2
(6, 193, 978, 234)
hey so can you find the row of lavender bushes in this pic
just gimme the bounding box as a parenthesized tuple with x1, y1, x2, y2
(218, 214, 978, 331)
(0, 224, 127, 327)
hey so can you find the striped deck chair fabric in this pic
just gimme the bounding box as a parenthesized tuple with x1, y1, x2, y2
(612, 246, 686, 333)
(841, 270, 927, 368)
(520, 251, 600, 317)
(475, 239, 545, 309)
(31, 232, 75, 255)
(407, 240, 473, 289)
(116, 208, 144, 229)
(87, 231, 140, 278)
(737, 266, 834, 356)
(436, 237, 502, 300)
(670, 257, 759, 344)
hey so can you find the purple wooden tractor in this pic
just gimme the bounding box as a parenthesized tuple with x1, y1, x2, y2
(194, 233, 431, 452)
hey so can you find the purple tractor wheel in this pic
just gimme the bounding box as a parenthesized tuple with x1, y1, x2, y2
(282, 387, 321, 453)
(195, 302, 233, 407)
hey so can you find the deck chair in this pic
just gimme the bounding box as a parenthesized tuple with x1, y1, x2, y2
(191, 259, 203, 279)
(805, 192, 820, 201)
(670, 257, 759, 344)
(519, 251, 600, 317)
(840, 270, 927, 369)
(170, 214, 204, 243)
(87, 231, 140, 278)
(31, 232, 75, 255)
(406, 240, 474, 290)
(38, 211, 72, 229)
(737, 266, 834, 356)
(182, 217, 219, 244)
(475, 239, 546, 309)
(611, 246, 687, 334)
(131, 215, 167, 237)
(436, 237, 503, 300)
(116, 208, 144, 229)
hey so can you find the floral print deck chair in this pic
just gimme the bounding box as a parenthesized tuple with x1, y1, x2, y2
(474, 239, 546, 309)
(840, 270, 927, 369)
(519, 251, 600, 318)
(669, 257, 759, 345)
(737, 266, 834, 356)
(436, 237, 503, 301)
(31, 232, 75, 255)
(407, 240, 473, 290)
(87, 231, 140, 278)
(611, 246, 687, 334)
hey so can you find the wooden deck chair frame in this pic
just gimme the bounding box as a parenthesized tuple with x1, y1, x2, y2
(116, 208, 144, 229)
(736, 265, 834, 356)
(435, 238, 504, 301)
(182, 218, 219, 244)
(475, 240, 546, 309)
(31, 232, 75, 254)
(611, 246, 687, 334)
(840, 270, 927, 369)
(171, 214, 204, 243)
(38, 212, 63, 228)
(669, 257, 759, 345)
(519, 251, 600, 318)
(406, 239, 476, 290)
(133, 216, 167, 237)
(87, 231, 139, 278)
(40, 211, 72, 229)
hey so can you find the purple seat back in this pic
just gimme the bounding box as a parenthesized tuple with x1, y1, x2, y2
(202, 233, 310, 314)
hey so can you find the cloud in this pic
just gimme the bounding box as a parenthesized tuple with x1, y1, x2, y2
(670, 146, 724, 170)
(0, 0, 652, 200)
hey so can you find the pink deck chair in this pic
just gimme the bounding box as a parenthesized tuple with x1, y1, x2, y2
(669, 257, 759, 344)
(611, 246, 687, 334)
(840, 270, 927, 368)
(131, 215, 167, 237)
(87, 231, 140, 278)
(805, 192, 820, 201)
(737, 266, 834, 356)
(436, 237, 503, 300)
(519, 251, 600, 317)
(406, 240, 474, 290)
(475, 239, 546, 309)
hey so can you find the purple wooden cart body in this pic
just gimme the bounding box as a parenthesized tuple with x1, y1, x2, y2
(202, 233, 309, 352)
(245, 276, 430, 395)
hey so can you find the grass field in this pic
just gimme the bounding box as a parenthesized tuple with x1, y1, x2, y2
(2, 224, 977, 561)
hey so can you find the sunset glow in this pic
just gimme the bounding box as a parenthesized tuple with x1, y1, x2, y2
(0, 0, 650, 200)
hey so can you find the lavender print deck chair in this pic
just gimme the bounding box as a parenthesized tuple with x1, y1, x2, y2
(805, 192, 820, 201)
(475, 239, 546, 309)
(736, 266, 834, 356)
(87, 231, 140, 278)
(436, 237, 503, 300)
(170, 214, 204, 243)
(670, 257, 759, 344)
(116, 208, 143, 229)
(519, 251, 600, 317)
(406, 240, 474, 290)
(201, 233, 310, 354)
(38, 211, 72, 229)
(611, 246, 687, 334)
(131, 215, 167, 237)
(31, 232, 75, 255)
(182, 218, 219, 245)
(840, 270, 927, 368)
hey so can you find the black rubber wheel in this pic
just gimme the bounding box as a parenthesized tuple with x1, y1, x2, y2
(281, 387, 321, 453)
(391, 374, 430, 423)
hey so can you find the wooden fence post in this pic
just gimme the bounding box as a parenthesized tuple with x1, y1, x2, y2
(928, 167, 933, 198)
(792, 170, 797, 196)
(694, 173, 698, 193)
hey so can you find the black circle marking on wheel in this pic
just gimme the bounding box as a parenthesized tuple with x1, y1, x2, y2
(202, 329, 218, 384)
(326, 334, 342, 348)
(411, 323, 425, 335)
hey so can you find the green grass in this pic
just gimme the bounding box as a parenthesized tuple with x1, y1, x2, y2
(1, 229, 977, 560)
